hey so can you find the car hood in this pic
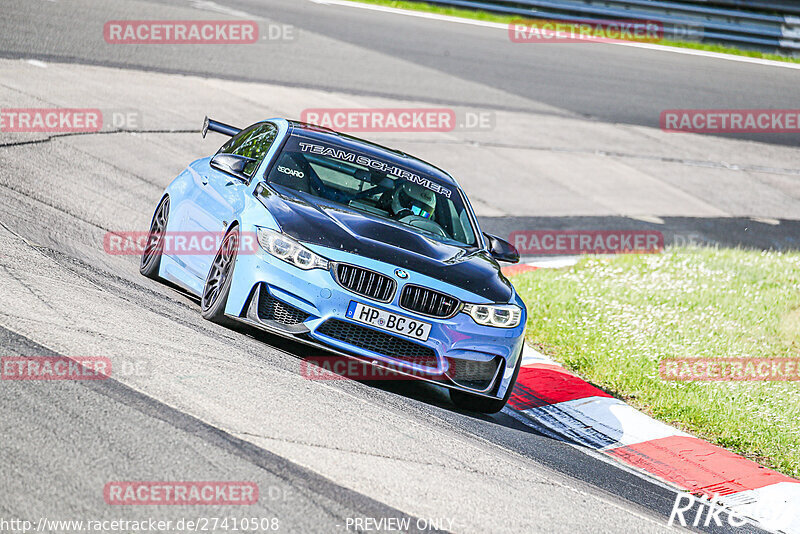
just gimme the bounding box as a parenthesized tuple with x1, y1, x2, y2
(257, 187, 513, 302)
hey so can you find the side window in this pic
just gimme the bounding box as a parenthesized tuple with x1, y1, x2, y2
(458, 208, 476, 245)
(217, 122, 278, 177)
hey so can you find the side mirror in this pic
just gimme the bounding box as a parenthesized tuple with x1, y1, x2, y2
(210, 153, 257, 180)
(484, 233, 520, 264)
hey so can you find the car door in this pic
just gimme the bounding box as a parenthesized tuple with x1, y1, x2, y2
(183, 122, 279, 281)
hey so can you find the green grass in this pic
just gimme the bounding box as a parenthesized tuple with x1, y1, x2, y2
(511, 247, 800, 477)
(351, 0, 800, 64)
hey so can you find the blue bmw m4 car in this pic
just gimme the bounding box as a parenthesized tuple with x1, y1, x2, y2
(140, 117, 526, 413)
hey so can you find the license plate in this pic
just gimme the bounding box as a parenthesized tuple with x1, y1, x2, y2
(346, 302, 431, 341)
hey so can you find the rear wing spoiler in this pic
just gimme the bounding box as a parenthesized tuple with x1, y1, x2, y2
(202, 116, 241, 138)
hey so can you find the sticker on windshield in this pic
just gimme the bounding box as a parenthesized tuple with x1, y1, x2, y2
(277, 165, 304, 178)
(297, 141, 452, 198)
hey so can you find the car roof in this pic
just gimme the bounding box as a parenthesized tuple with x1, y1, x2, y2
(286, 120, 458, 186)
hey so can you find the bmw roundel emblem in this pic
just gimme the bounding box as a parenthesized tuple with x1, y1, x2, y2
(394, 269, 409, 279)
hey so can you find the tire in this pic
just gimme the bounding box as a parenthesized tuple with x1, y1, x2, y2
(139, 195, 170, 280)
(201, 226, 239, 325)
(449, 351, 524, 414)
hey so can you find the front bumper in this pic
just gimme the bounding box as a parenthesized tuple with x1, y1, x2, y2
(225, 242, 526, 400)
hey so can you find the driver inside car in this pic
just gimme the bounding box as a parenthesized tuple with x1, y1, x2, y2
(390, 182, 436, 221)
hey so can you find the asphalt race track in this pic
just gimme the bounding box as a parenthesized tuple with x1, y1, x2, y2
(0, 0, 798, 532)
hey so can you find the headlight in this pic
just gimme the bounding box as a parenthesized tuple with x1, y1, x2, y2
(256, 227, 329, 270)
(462, 303, 522, 328)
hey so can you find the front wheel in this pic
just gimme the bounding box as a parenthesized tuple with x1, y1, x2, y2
(449, 352, 523, 414)
(201, 226, 239, 325)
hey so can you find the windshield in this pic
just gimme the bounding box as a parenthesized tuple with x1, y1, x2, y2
(265, 135, 478, 247)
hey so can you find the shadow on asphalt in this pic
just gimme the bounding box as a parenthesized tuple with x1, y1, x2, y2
(234, 323, 773, 534)
(232, 322, 540, 424)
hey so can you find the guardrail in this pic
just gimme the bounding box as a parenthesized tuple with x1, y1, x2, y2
(683, 0, 800, 16)
(419, 0, 800, 53)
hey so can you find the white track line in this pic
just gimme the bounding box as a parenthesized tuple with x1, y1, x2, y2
(310, 0, 800, 70)
(189, 0, 256, 18)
